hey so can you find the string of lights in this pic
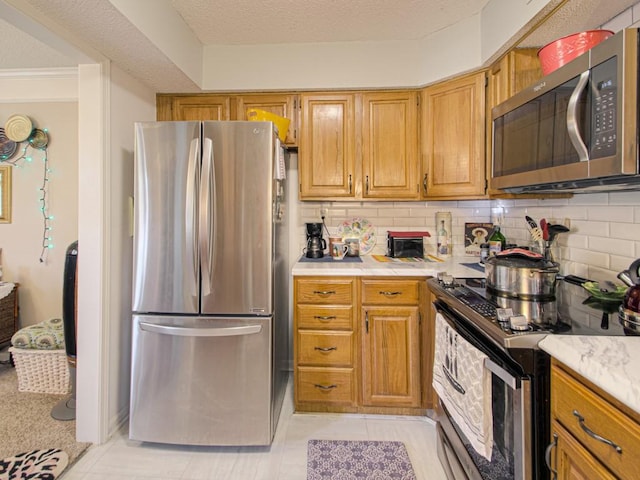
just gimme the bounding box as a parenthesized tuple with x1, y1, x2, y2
(2, 127, 53, 263)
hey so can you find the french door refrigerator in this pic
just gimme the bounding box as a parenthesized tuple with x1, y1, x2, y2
(129, 121, 289, 446)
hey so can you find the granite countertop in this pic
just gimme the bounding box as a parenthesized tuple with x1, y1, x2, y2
(292, 254, 485, 278)
(539, 335, 640, 415)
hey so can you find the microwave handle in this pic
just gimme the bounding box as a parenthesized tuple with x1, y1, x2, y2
(566, 70, 590, 162)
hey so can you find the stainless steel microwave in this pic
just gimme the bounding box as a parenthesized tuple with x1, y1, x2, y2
(492, 28, 640, 193)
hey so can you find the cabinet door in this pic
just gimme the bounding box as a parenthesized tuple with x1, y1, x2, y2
(234, 94, 298, 146)
(362, 91, 419, 199)
(486, 50, 542, 196)
(361, 306, 421, 407)
(168, 95, 232, 121)
(552, 422, 617, 480)
(422, 71, 486, 198)
(299, 94, 356, 199)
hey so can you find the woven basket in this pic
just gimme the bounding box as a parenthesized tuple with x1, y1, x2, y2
(9, 347, 70, 394)
(0, 286, 17, 344)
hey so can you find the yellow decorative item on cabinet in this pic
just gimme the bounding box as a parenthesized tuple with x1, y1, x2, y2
(247, 108, 290, 143)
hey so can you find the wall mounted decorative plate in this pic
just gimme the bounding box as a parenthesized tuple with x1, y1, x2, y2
(4, 114, 33, 142)
(337, 217, 376, 255)
(29, 129, 49, 150)
(0, 128, 16, 160)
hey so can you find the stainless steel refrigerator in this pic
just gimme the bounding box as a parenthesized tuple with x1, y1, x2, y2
(129, 121, 289, 446)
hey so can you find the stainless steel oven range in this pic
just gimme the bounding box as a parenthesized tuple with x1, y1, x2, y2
(427, 275, 635, 480)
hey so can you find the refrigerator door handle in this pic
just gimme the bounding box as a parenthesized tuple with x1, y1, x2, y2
(186, 137, 200, 298)
(139, 321, 262, 337)
(199, 137, 214, 296)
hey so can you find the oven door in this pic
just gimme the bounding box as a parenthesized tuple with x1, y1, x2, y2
(433, 301, 533, 480)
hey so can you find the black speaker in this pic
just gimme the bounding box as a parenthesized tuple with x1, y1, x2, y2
(62, 241, 78, 361)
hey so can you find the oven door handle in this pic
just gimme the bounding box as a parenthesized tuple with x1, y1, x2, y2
(485, 358, 519, 389)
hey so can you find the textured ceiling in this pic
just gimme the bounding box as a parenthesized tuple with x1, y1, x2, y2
(0, 0, 637, 93)
(171, 0, 490, 45)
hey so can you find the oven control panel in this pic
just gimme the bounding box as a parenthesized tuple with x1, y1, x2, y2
(445, 284, 497, 320)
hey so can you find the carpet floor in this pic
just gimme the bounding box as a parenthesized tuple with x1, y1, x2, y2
(0, 363, 90, 472)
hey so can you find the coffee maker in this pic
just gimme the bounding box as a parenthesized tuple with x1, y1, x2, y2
(305, 222, 326, 258)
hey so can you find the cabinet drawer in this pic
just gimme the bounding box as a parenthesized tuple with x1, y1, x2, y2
(296, 367, 355, 405)
(361, 279, 420, 305)
(552, 366, 640, 479)
(298, 331, 353, 366)
(296, 278, 355, 305)
(296, 305, 353, 330)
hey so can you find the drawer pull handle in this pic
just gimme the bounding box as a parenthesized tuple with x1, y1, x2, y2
(572, 410, 623, 454)
(314, 315, 336, 321)
(313, 290, 336, 296)
(314, 384, 338, 390)
(314, 346, 337, 352)
(379, 291, 401, 296)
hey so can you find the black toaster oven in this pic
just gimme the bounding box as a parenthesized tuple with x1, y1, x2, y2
(386, 231, 429, 258)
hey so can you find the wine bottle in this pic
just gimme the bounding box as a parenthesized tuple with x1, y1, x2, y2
(488, 226, 505, 256)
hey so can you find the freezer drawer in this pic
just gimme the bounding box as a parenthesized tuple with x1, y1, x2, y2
(129, 315, 273, 446)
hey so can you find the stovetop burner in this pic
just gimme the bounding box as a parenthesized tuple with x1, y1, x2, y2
(428, 275, 635, 350)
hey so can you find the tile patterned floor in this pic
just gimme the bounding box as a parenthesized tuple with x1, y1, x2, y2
(61, 379, 447, 479)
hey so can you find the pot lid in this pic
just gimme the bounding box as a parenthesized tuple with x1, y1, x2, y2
(486, 247, 558, 270)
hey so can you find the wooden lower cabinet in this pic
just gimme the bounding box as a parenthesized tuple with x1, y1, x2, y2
(294, 275, 431, 414)
(548, 360, 640, 479)
(294, 276, 358, 412)
(361, 305, 421, 407)
(552, 421, 616, 480)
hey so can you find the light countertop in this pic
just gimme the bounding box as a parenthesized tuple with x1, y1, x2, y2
(292, 254, 485, 278)
(539, 335, 640, 415)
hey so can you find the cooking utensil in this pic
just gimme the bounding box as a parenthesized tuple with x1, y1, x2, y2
(583, 296, 622, 330)
(525, 215, 538, 230)
(618, 259, 640, 331)
(540, 218, 549, 241)
(581, 281, 627, 301)
(485, 248, 559, 300)
(618, 258, 640, 286)
(525, 216, 544, 252)
(547, 224, 569, 243)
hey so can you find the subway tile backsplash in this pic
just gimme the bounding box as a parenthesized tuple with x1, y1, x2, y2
(296, 194, 640, 283)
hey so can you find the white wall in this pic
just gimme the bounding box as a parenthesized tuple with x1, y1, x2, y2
(196, 0, 559, 91)
(106, 64, 156, 436)
(0, 77, 78, 327)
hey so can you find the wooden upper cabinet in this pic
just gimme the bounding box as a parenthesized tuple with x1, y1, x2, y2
(487, 49, 542, 196)
(299, 91, 418, 200)
(299, 93, 356, 199)
(421, 71, 486, 198)
(156, 93, 298, 146)
(158, 95, 231, 121)
(234, 94, 298, 146)
(362, 91, 419, 199)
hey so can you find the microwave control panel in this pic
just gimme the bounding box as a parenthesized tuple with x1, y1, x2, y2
(591, 57, 617, 159)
